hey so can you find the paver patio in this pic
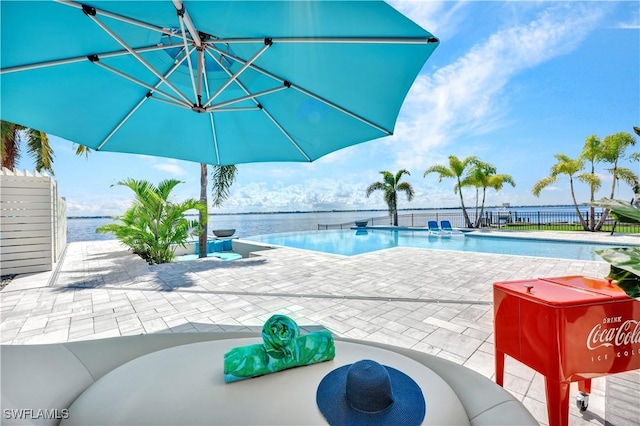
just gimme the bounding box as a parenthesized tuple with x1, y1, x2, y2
(1, 230, 639, 425)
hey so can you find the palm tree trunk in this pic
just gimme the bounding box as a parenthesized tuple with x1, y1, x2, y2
(458, 189, 473, 227)
(390, 192, 398, 226)
(199, 163, 208, 259)
(588, 164, 596, 231)
(474, 188, 480, 227)
(595, 163, 618, 231)
(454, 176, 473, 227)
(569, 177, 588, 231)
(475, 188, 487, 228)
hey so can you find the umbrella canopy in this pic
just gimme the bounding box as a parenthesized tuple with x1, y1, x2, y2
(1, 1, 438, 165)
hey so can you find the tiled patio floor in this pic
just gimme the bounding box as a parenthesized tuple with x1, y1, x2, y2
(1, 230, 639, 425)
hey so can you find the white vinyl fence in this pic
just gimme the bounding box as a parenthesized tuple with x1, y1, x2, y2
(0, 168, 67, 276)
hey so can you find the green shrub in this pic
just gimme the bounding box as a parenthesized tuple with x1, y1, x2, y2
(96, 179, 206, 265)
(591, 198, 640, 298)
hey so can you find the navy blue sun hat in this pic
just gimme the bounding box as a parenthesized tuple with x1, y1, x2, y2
(316, 359, 426, 425)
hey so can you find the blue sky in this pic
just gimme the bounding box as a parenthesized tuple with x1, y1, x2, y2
(15, 1, 640, 217)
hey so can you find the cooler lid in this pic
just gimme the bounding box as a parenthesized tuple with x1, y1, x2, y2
(494, 276, 627, 306)
(541, 275, 629, 299)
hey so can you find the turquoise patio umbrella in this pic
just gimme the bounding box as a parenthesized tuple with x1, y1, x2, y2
(0, 1, 438, 165)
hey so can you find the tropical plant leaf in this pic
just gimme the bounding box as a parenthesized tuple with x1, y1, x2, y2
(589, 198, 640, 224)
(596, 247, 640, 299)
(96, 179, 206, 264)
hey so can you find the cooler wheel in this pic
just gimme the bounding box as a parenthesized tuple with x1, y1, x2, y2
(576, 392, 589, 412)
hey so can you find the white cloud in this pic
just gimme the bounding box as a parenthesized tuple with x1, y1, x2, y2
(153, 161, 187, 176)
(615, 4, 639, 29)
(390, 1, 469, 42)
(388, 3, 607, 172)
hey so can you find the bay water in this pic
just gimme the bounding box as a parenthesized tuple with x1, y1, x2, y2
(67, 206, 583, 243)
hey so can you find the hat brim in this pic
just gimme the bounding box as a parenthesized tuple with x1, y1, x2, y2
(316, 362, 426, 426)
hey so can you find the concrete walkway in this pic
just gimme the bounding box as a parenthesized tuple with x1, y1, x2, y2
(1, 230, 639, 425)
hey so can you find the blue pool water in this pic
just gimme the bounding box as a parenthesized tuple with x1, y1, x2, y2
(245, 229, 627, 261)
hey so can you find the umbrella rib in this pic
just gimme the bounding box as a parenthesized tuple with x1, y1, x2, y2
(204, 49, 250, 93)
(205, 86, 289, 111)
(177, 9, 200, 105)
(202, 41, 272, 108)
(55, 0, 181, 39)
(207, 44, 391, 136)
(81, 9, 194, 106)
(96, 58, 191, 151)
(207, 107, 260, 112)
(0, 43, 185, 75)
(148, 97, 195, 110)
(91, 61, 192, 108)
(206, 36, 439, 45)
(292, 85, 391, 135)
(202, 49, 312, 161)
(261, 107, 313, 162)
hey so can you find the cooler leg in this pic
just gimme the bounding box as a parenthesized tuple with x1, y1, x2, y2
(545, 378, 570, 426)
(578, 379, 592, 394)
(576, 379, 592, 412)
(495, 350, 505, 386)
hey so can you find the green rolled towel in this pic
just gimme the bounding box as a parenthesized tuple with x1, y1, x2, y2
(224, 314, 335, 383)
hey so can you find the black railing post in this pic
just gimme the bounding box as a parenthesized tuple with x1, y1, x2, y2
(586, 211, 589, 229)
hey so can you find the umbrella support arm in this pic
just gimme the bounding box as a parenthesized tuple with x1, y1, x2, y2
(56, 0, 173, 38)
(79, 5, 193, 106)
(201, 49, 310, 161)
(91, 58, 192, 109)
(0, 43, 185, 75)
(173, 0, 202, 47)
(203, 40, 272, 108)
(96, 52, 196, 151)
(207, 43, 392, 136)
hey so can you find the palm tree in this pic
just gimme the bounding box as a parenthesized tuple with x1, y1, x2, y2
(365, 170, 414, 226)
(424, 155, 478, 228)
(464, 161, 515, 228)
(532, 153, 589, 230)
(464, 160, 495, 224)
(1, 120, 54, 174)
(97, 178, 206, 264)
(594, 131, 638, 230)
(578, 135, 603, 231)
(198, 164, 238, 258)
(74, 144, 92, 158)
(1, 120, 92, 174)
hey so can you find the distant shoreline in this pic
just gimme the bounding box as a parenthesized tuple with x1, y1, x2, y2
(67, 204, 576, 219)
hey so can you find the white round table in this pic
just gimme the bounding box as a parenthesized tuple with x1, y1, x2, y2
(62, 338, 469, 425)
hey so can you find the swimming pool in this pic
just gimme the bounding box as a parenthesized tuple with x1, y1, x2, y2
(245, 229, 628, 261)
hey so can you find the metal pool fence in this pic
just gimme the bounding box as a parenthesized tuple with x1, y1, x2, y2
(318, 210, 640, 234)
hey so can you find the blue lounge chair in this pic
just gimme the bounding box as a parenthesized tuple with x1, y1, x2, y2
(440, 220, 464, 236)
(427, 220, 449, 236)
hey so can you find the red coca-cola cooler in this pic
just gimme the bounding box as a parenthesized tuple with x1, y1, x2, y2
(493, 275, 640, 426)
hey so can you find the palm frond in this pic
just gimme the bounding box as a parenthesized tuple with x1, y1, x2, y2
(365, 181, 386, 197)
(532, 176, 557, 197)
(25, 129, 54, 175)
(396, 182, 415, 201)
(211, 165, 237, 207)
